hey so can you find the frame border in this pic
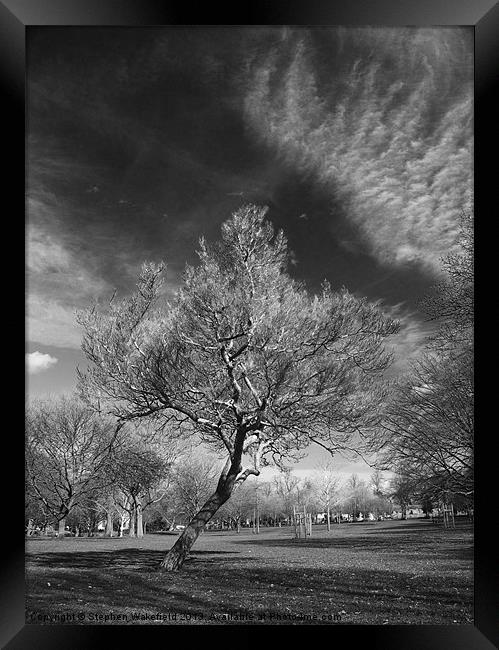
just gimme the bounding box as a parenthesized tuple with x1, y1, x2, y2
(4, 0, 496, 647)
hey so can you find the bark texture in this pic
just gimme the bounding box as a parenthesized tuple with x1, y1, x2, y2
(105, 510, 113, 537)
(58, 518, 66, 538)
(159, 490, 230, 571)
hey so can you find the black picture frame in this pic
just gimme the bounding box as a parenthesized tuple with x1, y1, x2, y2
(4, 1, 496, 647)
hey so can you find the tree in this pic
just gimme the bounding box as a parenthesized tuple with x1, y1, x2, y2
(25, 395, 119, 537)
(77, 204, 399, 570)
(313, 462, 339, 530)
(346, 474, 368, 520)
(377, 210, 473, 507)
(369, 469, 391, 519)
(389, 472, 413, 519)
(370, 469, 384, 497)
(171, 459, 219, 524)
(420, 211, 473, 352)
(273, 469, 300, 524)
(216, 481, 253, 531)
(379, 349, 473, 500)
(112, 440, 171, 537)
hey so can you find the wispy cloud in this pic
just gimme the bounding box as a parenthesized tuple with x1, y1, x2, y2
(243, 28, 473, 273)
(27, 295, 83, 349)
(27, 187, 112, 348)
(382, 304, 434, 374)
(27, 351, 58, 374)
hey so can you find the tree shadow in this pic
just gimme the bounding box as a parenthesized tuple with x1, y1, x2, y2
(26, 555, 473, 625)
(27, 547, 239, 572)
(25, 519, 473, 624)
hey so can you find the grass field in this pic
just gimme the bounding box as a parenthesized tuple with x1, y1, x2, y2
(25, 518, 473, 625)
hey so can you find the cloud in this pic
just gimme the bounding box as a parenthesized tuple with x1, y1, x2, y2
(27, 351, 58, 374)
(27, 295, 83, 349)
(243, 27, 473, 274)
(26, 188, 112, 349)
(380, 303, 434, 374)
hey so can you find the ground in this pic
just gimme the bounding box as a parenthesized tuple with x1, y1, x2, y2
(25, 518, 473, 625)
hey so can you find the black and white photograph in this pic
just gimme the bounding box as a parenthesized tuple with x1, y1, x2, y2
(25, 24, 474, 627)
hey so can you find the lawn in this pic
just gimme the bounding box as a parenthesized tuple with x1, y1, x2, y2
(25, 518, 473, 625)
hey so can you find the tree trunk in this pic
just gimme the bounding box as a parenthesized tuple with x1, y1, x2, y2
(58, 517, 66, 538)
(129, 506, 136, 538)
(105, 510, 113, 537)
(327, 504, 331, 532)
(136, 501, 143, 538)
(159, 489, 229, 572)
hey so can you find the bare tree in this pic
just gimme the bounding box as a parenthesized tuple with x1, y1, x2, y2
(217, 480, 255, 531)
(369, 469, 391, 519)
(378, 210, 473, 506)
(112, 441, 171, 538)
(273, 469, 300, 524)
(389, 472, 413, 520)
(346, 474, 366, 520)
(77, 204, 399, 570)
(171, 459, 219, 524)
(370, 469, 385, 497)
(25, 395, 120, 537)
(313, 462, 339, 530)
(379, 348, 473, 500)
(420, 211, 473, 352)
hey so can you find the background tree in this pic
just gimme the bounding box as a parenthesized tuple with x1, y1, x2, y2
(382, 213, 474, 501)
(112, 440, 171, 538)
(420, 211, 473, 353)
(273, 469, 300, 524)
(25, 490, 51, 536)
(257, 480, 280, 526)
(25, 395, 120, 537)
(171, 459, 219, 525)
(376, 210, 473, 510)
(77, 204, 399, 570)
(313, 462, 339, 530)
(390, 472, 413, 520)
(369, 469, 391, 519)
(345, 474, 363, 519)
(217, 481, 255, 532)
(379, 349, 473, 500)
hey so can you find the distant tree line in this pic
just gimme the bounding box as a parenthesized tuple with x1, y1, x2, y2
(25, 399, 395, 538)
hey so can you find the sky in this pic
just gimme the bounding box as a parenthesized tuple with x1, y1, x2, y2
(26, 26, 473, 485)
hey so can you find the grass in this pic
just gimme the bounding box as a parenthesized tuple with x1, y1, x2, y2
(25, 518, 473, 625)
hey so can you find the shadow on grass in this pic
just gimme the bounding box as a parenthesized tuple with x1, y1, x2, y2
(27, 547, 239, 572)
(25, 555, 473, 625)
(25, 520, 473, 624)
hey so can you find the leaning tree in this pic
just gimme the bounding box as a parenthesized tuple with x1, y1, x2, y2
(77, 204, 399, 570)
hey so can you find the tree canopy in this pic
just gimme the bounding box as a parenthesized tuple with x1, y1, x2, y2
(25, 395, 119, 533)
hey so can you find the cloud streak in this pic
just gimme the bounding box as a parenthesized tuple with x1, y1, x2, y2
(243, 27, 473, 273)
